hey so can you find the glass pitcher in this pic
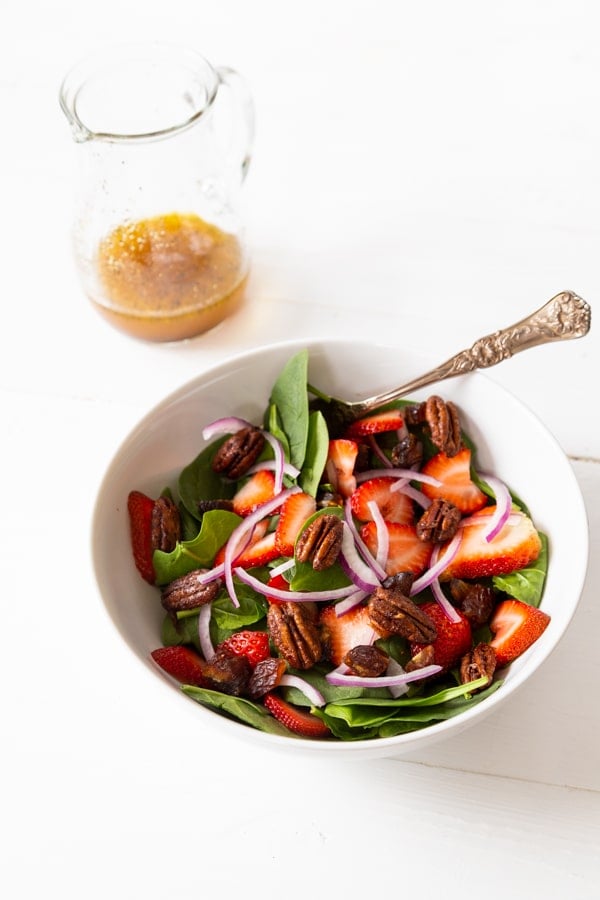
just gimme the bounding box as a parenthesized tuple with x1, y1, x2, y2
(59, 43, 254, 342)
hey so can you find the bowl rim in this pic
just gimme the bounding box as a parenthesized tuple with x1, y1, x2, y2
(90, 336, 590, 756)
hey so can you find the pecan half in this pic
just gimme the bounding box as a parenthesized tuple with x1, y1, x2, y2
(344, 644, 389, 677)
(449, 579, 495, 626)
(424, 395, 462, 457)
(161, 569, 220, 615)
(368, 584, 437, 642)
(405, 644, 436, 672)
(247, 657, 287, 699)
(267, 601, 323, 670)
(211, 426, 265, 479)
(416, 498, 461, 543)
(391, 433, 423, 469)
(459, 642, 496, 690)
(296, 514, 343, 570)
(197, 498, 235, 516)
(151, 496, 181, 553)
(201, 652, 251, 696)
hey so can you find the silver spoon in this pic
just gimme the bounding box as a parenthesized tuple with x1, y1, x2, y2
(312, 290, 591, 433)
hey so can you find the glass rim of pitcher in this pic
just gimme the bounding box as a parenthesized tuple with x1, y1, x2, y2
(59, 41, 221, 143)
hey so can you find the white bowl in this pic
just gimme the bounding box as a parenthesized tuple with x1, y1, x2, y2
(91, 338, 589, 758)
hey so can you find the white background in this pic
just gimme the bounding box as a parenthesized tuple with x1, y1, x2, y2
(2, 2, 599, 897)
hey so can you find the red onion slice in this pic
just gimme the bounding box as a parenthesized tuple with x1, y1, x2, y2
(325, 663, 442, 688)
(224, 487, 300, 606)
(262, 431, 286, 494)
(343, 498, 388, 581)
(356, 468, 441, 487)
(202, 416, 253, 441)
(269, 557, 295, 578)
(385, 658, 409, 698)
(234, 566, 358, 602)
(410, 529, 463, 595)
(427, 544, 462, 623)
(246, 460, 300, 479)
(367, 500, 389, 569)
(334, 589, 369, 616)
(367, 435, 393, 468)
(339, 522, 381, 592)
(393, 483, 432, 508)
(197, 602, 215, 660)
(479, 473, 513, 543)
(279, 674, 326, 707)
(197, 562, 226, 584)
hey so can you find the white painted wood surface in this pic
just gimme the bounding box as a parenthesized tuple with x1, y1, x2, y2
(2, 2, 599, 896)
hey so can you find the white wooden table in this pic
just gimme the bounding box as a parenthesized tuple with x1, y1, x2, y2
(2, 2, 599, 896)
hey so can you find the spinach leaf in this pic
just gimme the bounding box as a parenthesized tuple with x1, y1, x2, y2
(266, 403, 291, 462)
(153, 510, 241, 585)
(178, 437, 234, 520)
(210, 583, 268, 638)
(269, 349, 309, 469)
(299, 410, 329, 497)
(181, 686, 293, 735)
(280, 666, 390, 707)
(493, 532, 548, 607)
(161, 612, 202, 651)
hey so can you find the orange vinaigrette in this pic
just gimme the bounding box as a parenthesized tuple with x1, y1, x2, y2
(95, 212, 248, 342)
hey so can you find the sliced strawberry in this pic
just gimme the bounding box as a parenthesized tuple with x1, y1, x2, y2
(325, 438, 359, 498)
(265, 572, 291, 604)
(232, 470, 277, 516)
(345, 409, 405, 437)
(274, 491, 317, 555)
(489, 598, 550, 668)
(361, 521, 433, 576)
(127, 490, 156, 584)
(420, 448, 488, 514)
(263, 693, 331, 738)
(215, 529, 281, 568)
(410, 601, 472, 672)
(350, 476, 414, 524)
(217, 630, 271, 668)
(439, 509, 542, 581)
(151, 645, 206, 686)
(319, 603, 377, 666)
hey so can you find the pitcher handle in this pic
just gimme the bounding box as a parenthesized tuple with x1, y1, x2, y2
(216, 66, 255, 181)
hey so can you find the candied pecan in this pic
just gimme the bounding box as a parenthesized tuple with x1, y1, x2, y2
(403, 403, 426, 427)
(459, 642, 496, 690)
(201, 653, 251, 696)
(344, 644, 389, 677)
(211, 426, 265, 479)
(424, 395, 462, 457)
(161, 569, 220, 615)
(405, 644, 436, 672)
(296, 515, 343, 570)
(197, 498, 234, 516)
(391, 433, 423, 469)
(449, 579, 495, 626)
(416, 498, 461, 543)
(368, 584, 437, 642)
(267, 602, 323, 670)
(247, 657, 287, 699)
(151, 496, 181, 553)
(382, 572, 415, 594)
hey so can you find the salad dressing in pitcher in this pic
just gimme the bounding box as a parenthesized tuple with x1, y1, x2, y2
(96, 212, 247, 342)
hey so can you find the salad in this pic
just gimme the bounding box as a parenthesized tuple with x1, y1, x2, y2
(127, 349, 551, 740)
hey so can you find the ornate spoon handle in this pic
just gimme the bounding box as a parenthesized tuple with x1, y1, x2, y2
(349, 291, 591, 413)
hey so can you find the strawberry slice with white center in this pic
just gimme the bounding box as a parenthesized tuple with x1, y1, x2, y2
(350, 476, 414, 524)
(263, 693, 331, 738)
(345, 409, 405, 437)
(232, 470, 277, 516)
(489, 598, 551, 667)
(361, 521, 433, 576)
(215, 529, 281, 568)
(420, 448, 488, 514)
(438, 508, 542, 581)
(319, 603, 377, 666)
(325, 439, 359, 498)
(274, 491, 317, 556)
